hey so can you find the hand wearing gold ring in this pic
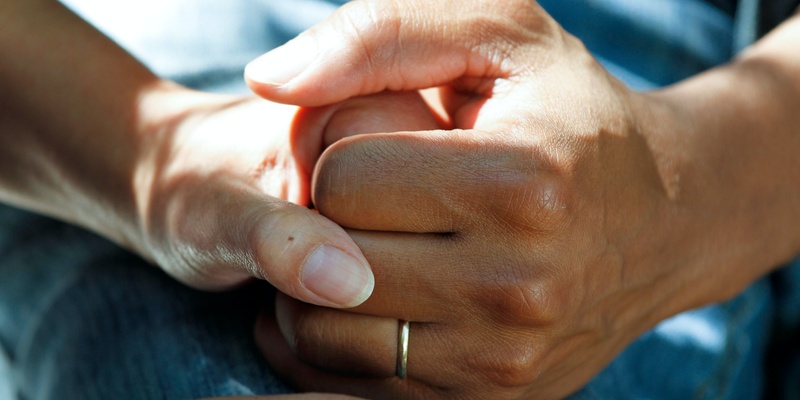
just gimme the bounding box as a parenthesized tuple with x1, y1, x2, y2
(248, 0, 800, 399)
(251, 1, 683, 397)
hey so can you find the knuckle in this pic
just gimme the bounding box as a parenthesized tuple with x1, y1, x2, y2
(477, 267, 569, 327)
(480, 140, 574, 235)
(493, 174, 573, 235)
(462, 131, 576, 236)
(469, 340, 542, 388)
(462, 1, 563, 60)
(331, 0, 401, 88)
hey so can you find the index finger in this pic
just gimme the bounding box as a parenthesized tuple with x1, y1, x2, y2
(312, 127, 559, 236)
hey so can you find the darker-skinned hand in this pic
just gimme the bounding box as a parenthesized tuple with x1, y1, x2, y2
(245, 0, 800, 398)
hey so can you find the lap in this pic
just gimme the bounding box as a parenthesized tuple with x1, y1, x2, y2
(0, 205, 291, 399)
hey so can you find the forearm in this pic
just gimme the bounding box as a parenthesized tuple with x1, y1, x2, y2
(642, 14, 800, 306)
(0, 0, 211, 251)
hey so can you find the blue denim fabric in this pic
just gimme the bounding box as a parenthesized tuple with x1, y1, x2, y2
(540, 0, 735, 89)
(0, 210, 290, 399)
(0, 0, 798, 399)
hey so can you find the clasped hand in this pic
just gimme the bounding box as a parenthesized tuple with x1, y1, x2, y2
(241, 0, 736, 399)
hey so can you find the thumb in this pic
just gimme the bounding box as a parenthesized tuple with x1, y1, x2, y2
(245, 0, 549, 106)
(157, 177, 374, 309)
(247, 198, 375, 309)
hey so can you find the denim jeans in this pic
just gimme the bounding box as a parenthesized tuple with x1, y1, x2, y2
(1, 0, 798, 398)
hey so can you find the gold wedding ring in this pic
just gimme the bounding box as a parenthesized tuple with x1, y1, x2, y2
(396, 320, 410, 379)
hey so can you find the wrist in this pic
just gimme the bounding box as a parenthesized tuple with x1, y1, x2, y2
(131, 84, 307, 262)
(635, 57, 800, 310)
(128, 82, 247, 256)
(62, 80, 202, 256)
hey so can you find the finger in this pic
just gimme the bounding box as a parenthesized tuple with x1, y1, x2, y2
(312, 129, 480, 233)
(322, 91, 444, 146)
(255, 309, 440, 400)
(290, 91, 442, 178)
(275, 292, 398, 378)
(307, 227, 566, 327)
(157, 176, 374, 309)
(245, 0, 553, 106)
(312, 129, 560, 233)
(271, 293, 463, 385)
(260, 297, 534, 399)
(342, 230, 467, 320)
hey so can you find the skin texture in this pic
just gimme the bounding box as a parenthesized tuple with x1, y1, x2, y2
(0, 1, 443, 312)
(1, 0, 797, 398)
(0, 1, 423, 398)
(245, 0, 800, 399)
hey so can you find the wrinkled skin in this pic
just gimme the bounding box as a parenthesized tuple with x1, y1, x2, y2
(245, 0, 800, 399)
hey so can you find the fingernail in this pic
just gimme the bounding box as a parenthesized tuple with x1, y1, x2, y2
(245, 34, 318, 86)
(302, 245, 374, 307)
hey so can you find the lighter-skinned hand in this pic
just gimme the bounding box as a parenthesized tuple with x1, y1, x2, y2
(133, 88, 439, 308)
